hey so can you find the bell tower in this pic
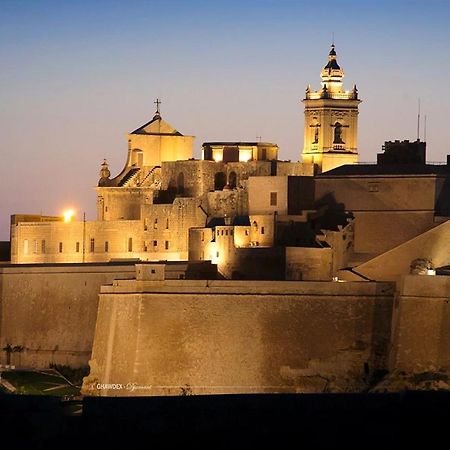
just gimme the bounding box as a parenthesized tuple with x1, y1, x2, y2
(302, 44, 361, 173)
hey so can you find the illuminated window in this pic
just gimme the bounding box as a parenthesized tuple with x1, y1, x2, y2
(23, 239, 29, 255)
(41, 240, 46, 254)
(270, 192, 277, 206)
(165, 241, 169, 250)
(128, 238, 133, 252)
(90, 238, 95, 253)
(59, 242, 63, 253)
(76, 242, 80, 253)
(104, 241, 109, 252)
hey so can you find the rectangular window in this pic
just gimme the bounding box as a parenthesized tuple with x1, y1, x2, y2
(104, 241, 109, 252)
(59, 242, 63, 253)
(128, 237, 133, 252)
(33, 240, 38, 254)
(41, 240, 46, 254)
(201, 232, 204, 242)
(225, 230, 228, 236)
(165, 240, 169, 250)
(144, 218, 148, 231)
(261, 226, 265, 235)
(166, 218, 169, 229)
(154, 218, 158, 229)
(270, 192, 277, 206)
(153, 240, 157, 247)
(23, 239, 29, 255)
(76, 242, 80, 253)
(90, 238, 95, 253)
(245, 229, 249, 236)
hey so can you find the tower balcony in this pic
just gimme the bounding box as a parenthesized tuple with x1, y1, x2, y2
(305, 91, 358, 100)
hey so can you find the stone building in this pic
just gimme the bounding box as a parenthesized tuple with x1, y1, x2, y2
(4, 44, 450, 396)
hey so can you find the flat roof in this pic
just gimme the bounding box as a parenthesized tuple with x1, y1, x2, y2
(319, 164, 450, 177)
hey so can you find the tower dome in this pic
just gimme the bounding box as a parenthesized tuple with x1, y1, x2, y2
(320, 44, 344, 92)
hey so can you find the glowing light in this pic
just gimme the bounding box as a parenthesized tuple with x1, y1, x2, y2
(239, 149, 252, 162)
(63, 209, 75, 223)
(427, 269, 436, 276)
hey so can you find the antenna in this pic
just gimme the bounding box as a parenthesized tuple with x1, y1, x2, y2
(424, 114, 427, 142)
(417, 98, 421, 141)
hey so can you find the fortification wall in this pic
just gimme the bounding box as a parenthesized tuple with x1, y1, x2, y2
(389, 275, 450, 372)
(0, 263, 136, 368)
(83, 279, 394, 396)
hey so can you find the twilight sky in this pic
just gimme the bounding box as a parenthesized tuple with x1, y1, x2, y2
(1, 0, 450, 239)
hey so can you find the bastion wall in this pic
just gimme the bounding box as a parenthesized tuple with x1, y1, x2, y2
(0, 263, 136, 368)
(83, 279, 395, 396)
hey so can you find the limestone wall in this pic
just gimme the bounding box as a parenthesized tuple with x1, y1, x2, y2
(352, 211, 437, 255)
(285, 247, 333, 280)
(248, 176, 288, 215)
(83, 279, 394, 396)
(0, 263, 136, 368)
(315, 175, 440, 212)
(389, 275, 450, 372)
(345, 219, 450, 282)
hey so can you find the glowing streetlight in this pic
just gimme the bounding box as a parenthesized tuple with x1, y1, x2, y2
(63, 209, 76, 223)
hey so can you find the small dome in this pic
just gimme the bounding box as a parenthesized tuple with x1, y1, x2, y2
(321, 44, 344, 82)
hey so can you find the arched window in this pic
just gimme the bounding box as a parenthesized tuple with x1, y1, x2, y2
(228, 171, 237, 189)
(333, 122, 345, 144)
(214, 172, 227, 190)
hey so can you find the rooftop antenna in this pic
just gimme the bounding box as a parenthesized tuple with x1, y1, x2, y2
(417, 98, 421, 141)
(424, 114, 427, 142)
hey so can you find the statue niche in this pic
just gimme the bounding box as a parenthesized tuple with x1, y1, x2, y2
(333, 122, 345, 144)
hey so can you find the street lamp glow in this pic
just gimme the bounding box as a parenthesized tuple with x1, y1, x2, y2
(63, 209, 75, 223)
